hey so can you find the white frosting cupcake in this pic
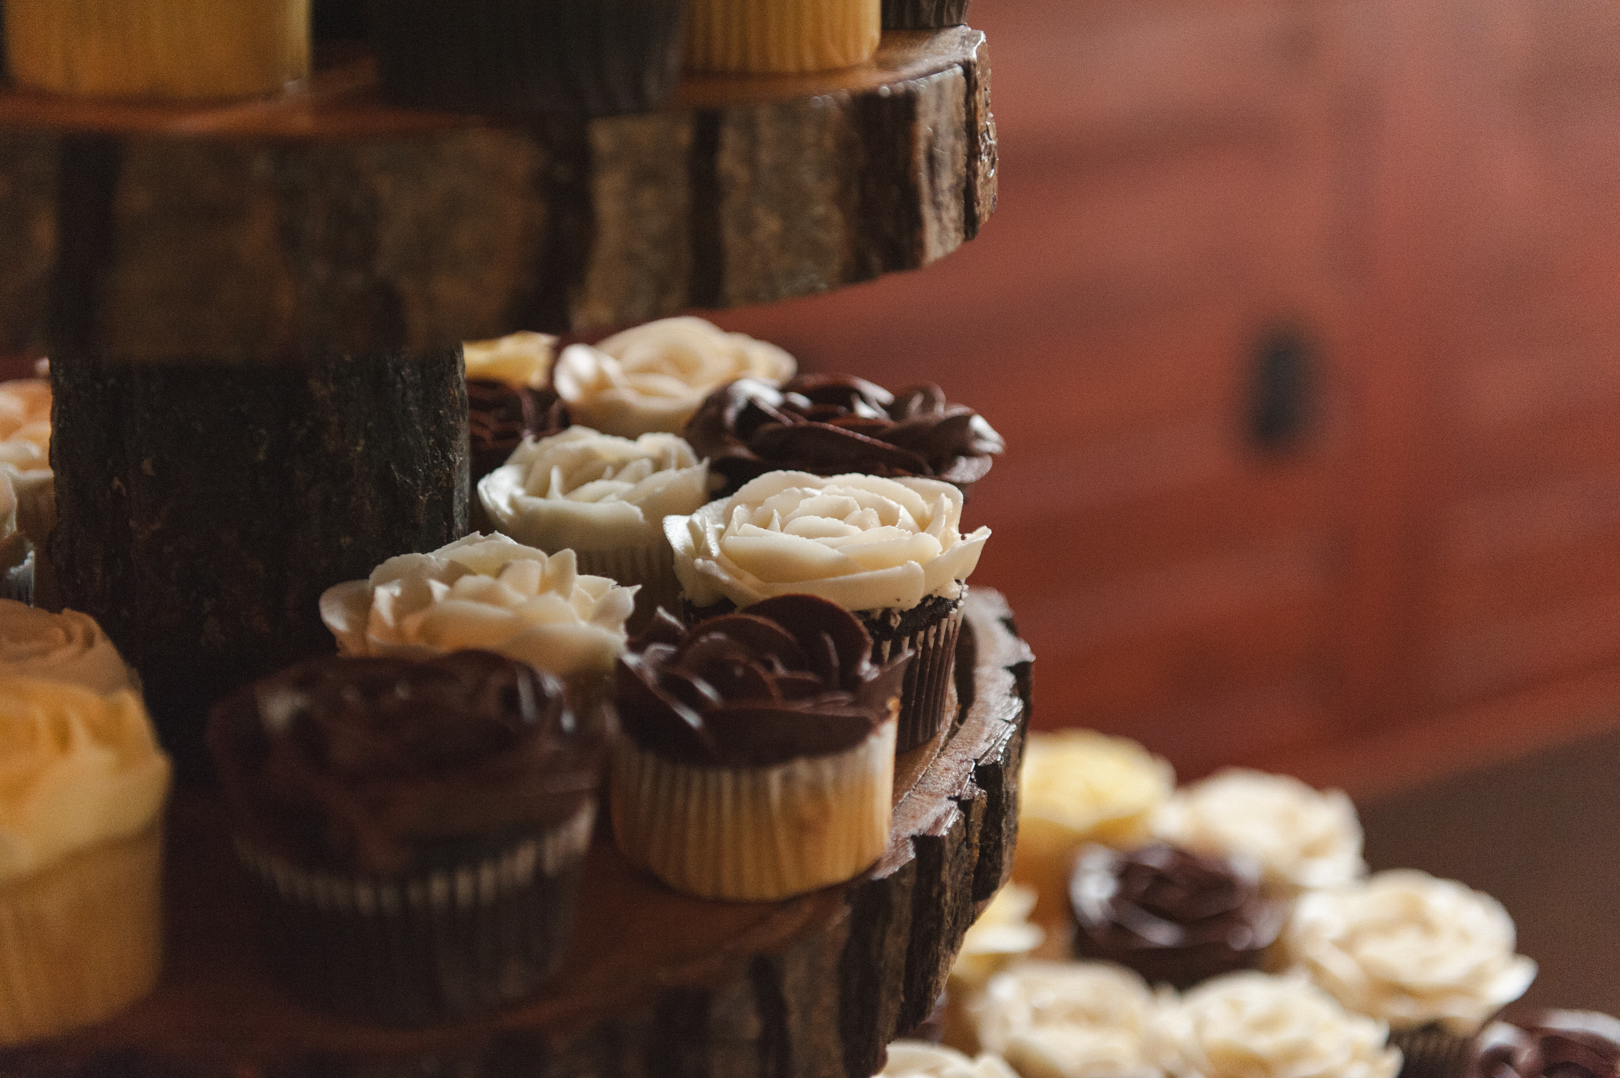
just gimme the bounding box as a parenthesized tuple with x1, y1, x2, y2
(553, 316, 795, 438)
(0, 600, 134, 696)
(1149, 769, 1365, 893)
(1150, 971, 1401, 1078)
(973, 961, 1159, 1077)
(1280, 870, 1537, 1034)
(318, 533, 637, 686)
(462, 331, 556, 390)
(879, 1042, 1020, 1078)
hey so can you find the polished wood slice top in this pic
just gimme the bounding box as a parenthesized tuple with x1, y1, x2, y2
(0, 28, 995, 356)
(0, 590, 1032, 1078)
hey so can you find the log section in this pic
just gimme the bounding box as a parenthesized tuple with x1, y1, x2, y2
(0, 589, 1033, 1078)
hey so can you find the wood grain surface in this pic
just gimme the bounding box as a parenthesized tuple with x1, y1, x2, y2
(0, 590, 1033, 1078)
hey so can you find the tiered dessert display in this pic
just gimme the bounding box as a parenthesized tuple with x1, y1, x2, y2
(0, 15, 1018, 1078)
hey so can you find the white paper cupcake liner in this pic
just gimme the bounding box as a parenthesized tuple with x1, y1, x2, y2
(611, 719, 897, 901)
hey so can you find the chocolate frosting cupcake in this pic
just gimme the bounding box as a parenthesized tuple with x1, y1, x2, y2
(684, 374, 1004, 497)
(1472, 1012, 1620, 1078)
(1069, 842, 1287, 989)
(467, 381, 571, 484)
(209, 651, 601, 877)
(617, 595, 909, 767)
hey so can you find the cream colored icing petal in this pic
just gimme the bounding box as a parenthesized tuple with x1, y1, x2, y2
(319, 579, 379, 655)
(880, 1043, 1021, 1078)
(0, 603, 133, 696)
(462, 330, 556, 389)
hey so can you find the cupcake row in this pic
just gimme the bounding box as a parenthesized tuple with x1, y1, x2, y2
(5, 0, 971, 108)
(918, 729, 1597, 1078)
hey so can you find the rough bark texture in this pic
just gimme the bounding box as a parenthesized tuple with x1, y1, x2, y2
(49, 350, 469, 779)
(1, 591, 1032, 1078)
(0, 29, 995, 357)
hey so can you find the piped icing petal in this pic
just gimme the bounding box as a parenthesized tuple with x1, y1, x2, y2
(553, 316, 795, 438)
(879, 1042, 1021, 1078)
(0, 678, 170, 881)
(0, 601, 135, 696)
(973, 961, 1158, 1062)
(462, 331, 556, 390)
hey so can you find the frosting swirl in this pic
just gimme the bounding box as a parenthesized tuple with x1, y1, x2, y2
(1152, 971, 1401, 1078)
(974, 961, 1158, 1060)
(462, 331, 556, 390)
(0, 678, 171, 881)
(1281, 869, 1537, 1034)
(616, 595, 907, 766)
(667, 471, 989, 613)
(684, 374, 1004, 495)
(319, 533, 637, 682)
(467, 381, 570, 483)
(1473, 1012, 1620, 1078)
(478, 428, 712, 553)
(880, 1043, 1021, 1078)
(1070, 843, 1287, 989)
(208, 651, 600, 876)
(553, 316, 796, 438)
(1021, 731, 1176, 847)
(1150, 769, 1365, 892)
(0, 600, 135, 695)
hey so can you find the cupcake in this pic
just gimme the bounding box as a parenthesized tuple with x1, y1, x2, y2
(477, 427, 714, 629)
(685, 374, 1004, 499)
(1069, 843, 1287, 991)
(684, 0, 881, 74)
(1149, 769, 1365, 894)
(0, 600, 137, 695)
(0, 379, 54, 558)
(1470, 1011, 1620, 1078)
(880, 1041, 1020, 1078)
(318, 533, 637, 704)
(371, 0, 687, 115)
(0, 678, 171, 1045)
(209, 652, 602, 1023)
(464, 332, 571, 489)
(1280, 871, 1537, 1050)
(971, 960, 1160, 1078)
(611, 595, 907, 900)
(553, 316, 796, 439)
(4, 0, 310, 99)
(1152, 971, 1403, 1078)
(1012, 731, 1175, 924)
(665, 470, 989, 752)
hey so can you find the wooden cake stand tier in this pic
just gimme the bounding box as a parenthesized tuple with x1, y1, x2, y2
(0, 27, 995, 357)
(1, 590, 1033, 1078)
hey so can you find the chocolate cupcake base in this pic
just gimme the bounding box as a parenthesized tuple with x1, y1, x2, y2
(862, 592, 966, 753)
(1391, 1023, 1477, 1078)
(236, 804, 594, 1025)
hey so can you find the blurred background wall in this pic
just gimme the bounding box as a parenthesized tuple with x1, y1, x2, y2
(704, 0, 1620, 796)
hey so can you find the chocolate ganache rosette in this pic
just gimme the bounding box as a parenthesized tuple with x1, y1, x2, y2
(685, 374, 1005, 497)
(208, 652, 603, 1023)
(611, 595, 908, 900)
(1069, 842, 1287, 989)
(1472, 1012, 1620, 1078)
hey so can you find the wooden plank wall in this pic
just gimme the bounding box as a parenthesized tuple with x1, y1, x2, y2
(715, 0, 1620, 797)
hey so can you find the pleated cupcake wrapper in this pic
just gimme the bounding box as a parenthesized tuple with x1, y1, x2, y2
(6, 0, 310, 99)
(574, 542, 681, 633)
(684, 0, 882, 74)
(0, 823, 164, 1046)
(866, 598, 966, 754)
(373, 0, 687, 115)
(1389, 1023, 1477, 1078)
(882, 0, 970, 29)
(236, 802, 593, 1024)
(611, 720, 896, 901)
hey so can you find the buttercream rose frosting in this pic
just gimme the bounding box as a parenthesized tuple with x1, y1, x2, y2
(1281, 869, 1537, 1034)
(0, 379, 53, 547)
(0, 678, 171, 881)
(1150, 769, 1365, 893)
(667, 471, 989, 613)
(685, 374, 1005, 495)
(1473, 1011, 1620, 1078)
(879, 1042, 1021, 1078)
(1151, 971, 1401, 1078)
(318, 534, 637, 682)
(1070, 843, 1287, 989)
(973, 961, 1161, 1078)
(208, 651, 602, 876)
(462, 331, 556, 390)
(478, 428, 712, 554)
(553, 316, 796, 438)
(0, 600, 135, 696)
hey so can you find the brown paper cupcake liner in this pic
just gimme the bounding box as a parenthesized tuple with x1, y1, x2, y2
(1390, 1023, 1477, 1078)
(372, 0, 687, 116)
(882, 0, 970, 29)
(574, 541, 681, 634)
(864, 594, 966, 753)
(236, 802, 593, 1024)
(0, 823, 164, 1046)
(611, 719, 896, 900)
